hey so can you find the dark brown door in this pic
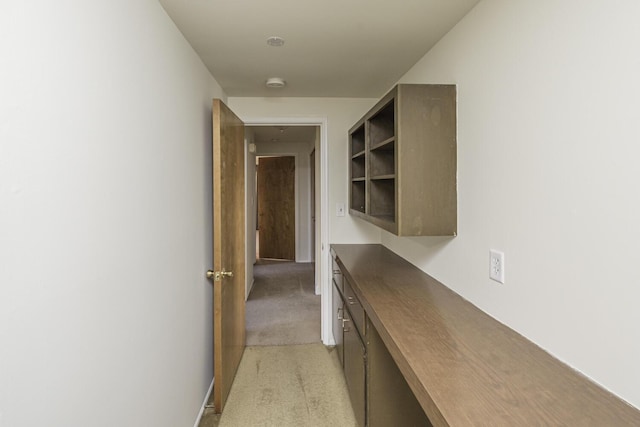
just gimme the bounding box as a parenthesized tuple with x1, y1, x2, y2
(257, 156, 295, 260)
(209, 99, 245, 413)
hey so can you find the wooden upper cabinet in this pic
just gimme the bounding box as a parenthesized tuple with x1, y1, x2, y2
(349, 84, 457, 236)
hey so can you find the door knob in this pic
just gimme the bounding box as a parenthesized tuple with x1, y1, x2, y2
(206, 269, 234, 281)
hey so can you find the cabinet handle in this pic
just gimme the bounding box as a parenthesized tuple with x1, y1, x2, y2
(348, 296, 356, 305)
(342, 317, 351, 332)
(333, 270, 341, 275)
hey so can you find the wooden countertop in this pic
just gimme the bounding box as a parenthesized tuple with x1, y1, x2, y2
(331, 244, 640, 426)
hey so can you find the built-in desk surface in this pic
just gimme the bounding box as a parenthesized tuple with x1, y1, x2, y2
(331, 244, 640, 426)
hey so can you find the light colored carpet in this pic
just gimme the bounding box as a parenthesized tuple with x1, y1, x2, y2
(217, 344, 357, 427)
(246, 260, 320, 346)
(199, 261, 340, 427)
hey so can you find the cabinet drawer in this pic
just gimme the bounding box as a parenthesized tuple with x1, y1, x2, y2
(344, 278, 365, 338)
(344, 311, 366, 427)
(332, 282, 344, 365)
(332, 257, 343, 292)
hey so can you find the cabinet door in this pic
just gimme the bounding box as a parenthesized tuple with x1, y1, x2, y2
(344, 311, 366, 427)
(332, 283, 344, 365)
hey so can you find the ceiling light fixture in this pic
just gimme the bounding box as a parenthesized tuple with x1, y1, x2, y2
(266, 77, 286, 88)
(266, 36, 285, 47)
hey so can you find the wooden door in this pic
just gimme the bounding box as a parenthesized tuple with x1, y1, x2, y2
(209, 99, 245, 413)
(257, 156, 295, 260)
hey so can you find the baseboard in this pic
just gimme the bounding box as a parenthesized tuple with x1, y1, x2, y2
(246, 278, 255, 301)
(193, 377, 214, 427)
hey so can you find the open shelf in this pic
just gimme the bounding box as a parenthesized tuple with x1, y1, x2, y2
(370, 174, 395, 180)
(351, 181, 366, 213)
(351, 124, 365, 156)
(370, 140, 395, 177)
(369, 100, 395, 146)
(370, 136, 395, 151)
(351, 154, 365, 179)
(370, 178, 395, 221)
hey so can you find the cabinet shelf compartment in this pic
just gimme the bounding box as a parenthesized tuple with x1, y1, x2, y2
(351, 180, 366, 213)
(370, 178, 395, 222)
(369, 100, 395, 147)
(370, 174, 395, 180)
(351, 124, 365, 156)
(370, 136, 395, 151)
(369, 141, 395, 177)
(351, 154, 366, 179)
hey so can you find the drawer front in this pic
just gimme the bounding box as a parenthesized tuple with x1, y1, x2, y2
(332, 257, 343, 292)
(344, 311, 366, 427)
(344, 278, 365, 338)
(332, 281, 344, 366)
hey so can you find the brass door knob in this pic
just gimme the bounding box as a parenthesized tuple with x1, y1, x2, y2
(206, 269, 234, 281)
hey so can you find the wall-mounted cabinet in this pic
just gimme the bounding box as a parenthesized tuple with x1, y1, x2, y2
(348, 84, 457, 236)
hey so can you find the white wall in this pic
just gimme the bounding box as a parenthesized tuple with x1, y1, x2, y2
(0, 1, 225, 426)
(381, 0, 640, 409)
(254, 139, 316, 262)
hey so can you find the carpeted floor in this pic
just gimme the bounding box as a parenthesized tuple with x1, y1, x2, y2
(246, 260, 320, 346)
(199, 261, 355, 427)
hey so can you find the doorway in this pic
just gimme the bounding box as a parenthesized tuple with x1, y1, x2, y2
(246, 125, 318, 268)
(244, 123, 326, 345)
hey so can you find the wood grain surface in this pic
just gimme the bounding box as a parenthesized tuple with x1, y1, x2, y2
(331, 244, 640, 426)
(257, 156, 295, 260)
(347, 84, 457, 236)
(212, 99, 246, 412)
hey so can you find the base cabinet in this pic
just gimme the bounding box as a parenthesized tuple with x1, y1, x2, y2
(333, 251, 429, 427)
(332, 280, 344, 364)
(344, 310, 366, 427)
(333, 273, 367, 427)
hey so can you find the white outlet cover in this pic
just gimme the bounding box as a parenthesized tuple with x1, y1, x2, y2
(336, 203, 345, 217)
(490, 250, 505, 284)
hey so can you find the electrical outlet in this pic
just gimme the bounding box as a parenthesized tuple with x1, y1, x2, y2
(489, 250, 505, 284)
(336, 203, 345, 217)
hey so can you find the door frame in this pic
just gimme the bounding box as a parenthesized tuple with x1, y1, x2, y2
(242, 117, 332, 345)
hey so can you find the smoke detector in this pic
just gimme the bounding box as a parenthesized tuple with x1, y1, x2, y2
(266, 36, 285, 47)
(266, 77, 286, 88)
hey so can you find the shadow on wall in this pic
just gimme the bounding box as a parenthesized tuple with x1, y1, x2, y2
(384, 233, 454, 267)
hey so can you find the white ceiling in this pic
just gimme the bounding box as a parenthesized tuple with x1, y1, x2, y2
(158, 0, 480, 98)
